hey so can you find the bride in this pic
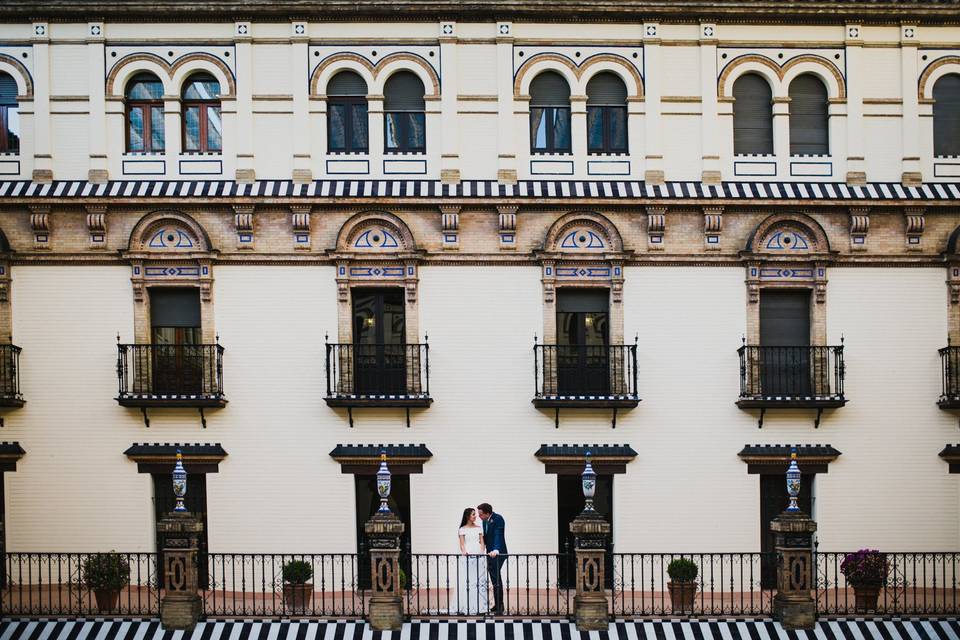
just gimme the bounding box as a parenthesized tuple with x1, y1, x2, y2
(455, 507, 489, 615)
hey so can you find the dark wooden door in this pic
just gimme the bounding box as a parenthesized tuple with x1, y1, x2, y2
(556, 289, 610, 396)
(557, 474, 613, 589)
(150, 288, 203, 396)
(355, 474, 411, 590)
(352, 288, 406, 395)
(759, 290, 811, 397)
(760, 473, 814, 589)
(153, 473, 209, 589)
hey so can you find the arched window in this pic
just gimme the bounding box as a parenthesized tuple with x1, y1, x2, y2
(530, 71, 571, 154)
(934, 74, 960, 157)
(125, 73, 165, 153)
(327, 71, 368, 153)
(383, 71, 425, 153)
(733, 73, 773, 155)
(0, 73, 19, 154)
(586, 72, 628, 154)
(182, 74, 222, 153)
(788, 74, 829, 156)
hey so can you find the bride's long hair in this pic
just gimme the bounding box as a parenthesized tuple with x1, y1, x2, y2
(459, 507, 475, 528)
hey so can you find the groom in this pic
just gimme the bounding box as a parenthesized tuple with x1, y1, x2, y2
(478, 502, 507, 615)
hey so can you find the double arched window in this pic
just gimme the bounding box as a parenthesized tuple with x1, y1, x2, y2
(125, 73, 165, 153)
(182, 74, 222, 153)
(586, 72, 628, 154)
(327, 71, 369, 153)
(732, 73, 773, 155)
(934, 73, 960, 157)
(0, 73, 19, 154)
(788, 74, 829, 156)
(530, 71, 572, 154)
(384, 71, 426, 153)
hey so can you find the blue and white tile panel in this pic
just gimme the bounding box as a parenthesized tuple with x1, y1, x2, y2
(1, 180, 959, 201)
(2, 618, 959, 640)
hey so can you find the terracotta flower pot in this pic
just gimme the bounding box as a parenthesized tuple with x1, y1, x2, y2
(667, 580, 697, 613)
(853, 584, 881, 613)
(283, 582, 314, 613)
(93, 588, 120, 612)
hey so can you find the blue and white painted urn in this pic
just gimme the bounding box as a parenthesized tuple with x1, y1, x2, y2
(377, 452, 392, 513)
(173, 449, 187, 512)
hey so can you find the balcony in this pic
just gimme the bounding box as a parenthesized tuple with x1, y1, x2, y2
(938, 346, 960, 410)
(116, 343, 226, 426)
(737, 345, 846, 427)
(533, 344, 639, 427)
(0, 344, 23, 408)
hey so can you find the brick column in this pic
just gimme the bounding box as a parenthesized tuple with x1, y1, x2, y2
(365, 511, 405, 630)
(771, 512, 817, 629)
(569, 511, 610, 630)
(157, 511, 203, 631)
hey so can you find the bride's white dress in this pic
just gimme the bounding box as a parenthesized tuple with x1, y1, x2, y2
(456, 526, 489, 614)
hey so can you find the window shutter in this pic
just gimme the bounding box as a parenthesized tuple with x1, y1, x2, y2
(788, 75, 829, 155)
(934, 74, 960, 156)
(530, 71, 571, 107)
(733, 74, 774, 155)
(557, 288, 609, 313)
(150, 288, 201, 328)
(0, 74, 17, 105)
(328, 71, 368, 96)
(384, 71, 425, 111)
(586, 72, 627, 106)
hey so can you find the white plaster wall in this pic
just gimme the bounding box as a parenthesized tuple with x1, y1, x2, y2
(661, 116, 702, 181)
(49, 45, 89, 96)
(864, 118, 903, 182)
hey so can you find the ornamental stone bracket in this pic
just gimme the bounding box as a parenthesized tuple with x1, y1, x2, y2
(646, 206, 666, 250)
(28, 206, 50, 251)
(233, 205, 255, 251)
(704, 206, 723, 251)
(291, 205, 312, 251)
(439, 205, 460, 250)
(85, 205, 108, 250)
(905, 206, 925, 251)
(497, 205, 518, 250)
(848, 207, 870, 251)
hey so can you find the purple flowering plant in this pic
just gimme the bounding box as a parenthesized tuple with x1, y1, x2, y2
(840, 549, 889, 587)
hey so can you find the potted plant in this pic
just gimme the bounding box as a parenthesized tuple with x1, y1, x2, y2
(666, 558, 698, 613)
(82, 552, 130, 612)
(840, 549, 888, 612)
(281, 559, 314, 613)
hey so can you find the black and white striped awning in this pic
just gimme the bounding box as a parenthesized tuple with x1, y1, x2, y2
(2, 617, 958, 640)
(1, 179, 959, 201)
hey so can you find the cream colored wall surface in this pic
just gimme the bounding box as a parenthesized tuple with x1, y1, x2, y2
(51, 114, 90, 177)
(252, 45, 293, 94)
(864, 118, 903, 182)
(662, 116, 702, 181)
(458, 114, 498, 179)
(458, 45, 498, 95)
(49, 45, 89, 95)
(661, 47, 700, 97)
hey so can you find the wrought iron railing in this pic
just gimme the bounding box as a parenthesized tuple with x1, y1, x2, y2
(738, 345, 845, 402)
(611, 552, 775, 616)
(940, 346, 960, 404)
(534, 344, 638, 400)
(0, 343, 22, 403)
(116, 343, 225, 401)
(403, 553, 574, 617)
(325, 343, 429, 400)
(3, 552, 161, 615)
(815, 551, 960, 615)
(203, 553, 365, 617)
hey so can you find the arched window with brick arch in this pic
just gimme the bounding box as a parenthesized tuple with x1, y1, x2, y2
(182, 73, 222, 153)
(530, 71, 572, 154)
(934, 73, 960, 157)
(125, 73, 165, 153)
(384, 71, 425, 153)
(328, 70, 369, 153)
(733, 73, 773, 155)
(788, 74, 829, 156)
(0, 73, 19, 154)
(586, 72, 628, 154)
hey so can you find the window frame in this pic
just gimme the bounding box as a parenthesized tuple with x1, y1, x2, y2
(125, 100, 165, 154)
(587, 105, 628, 155)
(0, 104, 18, 154)
(732, 73, 775, 156)
(383, 110, 426, 154)
(530, 105, 573, 155)
(181, 77, 222, 154)
(328, 96, 369, 154)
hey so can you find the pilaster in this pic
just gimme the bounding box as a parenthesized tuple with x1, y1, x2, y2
(901, 24, 922, 185)
(31, 23, 52, 182)
(496, 22, 517, 183)
(440, 22, 460, 184)
(699, 23, 721, 184)
(291, 21, 312, 183)
(87, 22, 108, 182)
(642, 23, 664, 184)
(234, 22, 255, 182)
(844, 24, 866, 185)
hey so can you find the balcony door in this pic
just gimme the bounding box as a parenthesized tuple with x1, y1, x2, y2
(759, 290, 811, 397)
(153, 473, 209, 589)
(352, 288, 406, 395)
(760, 473, 813, 589)
(556, 289, 609, 396)
(355, 474, 411, 590)
(150, 288, 202, 396)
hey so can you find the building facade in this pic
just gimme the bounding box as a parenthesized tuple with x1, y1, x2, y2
(0, 0, 958, 563)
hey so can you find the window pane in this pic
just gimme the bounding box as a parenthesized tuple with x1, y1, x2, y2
(553, 108, 571, 151)
(150, 106, 165, 152)
(128, 107, 145, 151)
(407, 112, 425, 150)
(609, 107, 627, 151)
(329, 103, 346, 151)
(530, 107, 547, 151)
(351, 103, 368, 150)
(4, 106, 19, 153)
(184, 106, 200, 151)
(128, 77, 163, 100)
(385, 113, 401, 150)
(587, 107, 603, 152)
(206, 105, 222, 151)
(183, 78, 221, 101)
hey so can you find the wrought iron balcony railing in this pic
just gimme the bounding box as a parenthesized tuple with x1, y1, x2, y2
(533, 343, 639, 408)
(737, 345, 846, 408)
(116, 343, 226, 408)
(938, 346, 960, 409)
(0, 344, 23, 407)
(324, 342, 431, 407)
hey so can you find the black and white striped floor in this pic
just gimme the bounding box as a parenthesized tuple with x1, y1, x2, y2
(2, 618, 959, 640)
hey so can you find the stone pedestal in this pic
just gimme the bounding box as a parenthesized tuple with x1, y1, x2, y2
(157, 511, 203, 631)
(365, 511, 405, 631)
(771, 511, 818, 630)
(569, 512, 611, 631)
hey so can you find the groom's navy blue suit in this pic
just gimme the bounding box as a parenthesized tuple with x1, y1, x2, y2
(483, 512, 508, 614)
